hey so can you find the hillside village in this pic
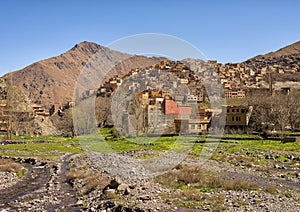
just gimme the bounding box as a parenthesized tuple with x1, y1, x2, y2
(2, 1, 300, 211)
(94, 58, 300, 136)
(0, 42, 300, 137)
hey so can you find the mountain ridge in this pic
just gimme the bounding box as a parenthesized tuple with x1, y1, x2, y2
(3, 41, 115, 107)
(2, 40, 300, 109)
(251, 41, 300, 60)
(2, 41, 163, 108)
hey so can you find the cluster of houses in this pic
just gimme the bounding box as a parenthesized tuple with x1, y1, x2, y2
(98, 60, 206, 102)
(94, 60, 277, 134)
(208, 59, 298, 99)
(119, 90, 212, 135)
(97, 59, 285, 102)
(97, 60, 259, 134)
(1, 54, 298, 137)
(119, 89, 254, 135)
(0, 100, 51, 135)
(0, 78, 52, 135)
(211, 61, 266, 92)
(198, 60, 264, 99)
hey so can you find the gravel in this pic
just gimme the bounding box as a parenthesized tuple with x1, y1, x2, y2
(70, 151, 300, 211)
(88, 151, 186, 179)
(0, 172, 19, 190)
(1, 150, 299, 211)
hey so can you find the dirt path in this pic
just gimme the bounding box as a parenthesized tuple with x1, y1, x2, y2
(0, 154, 80, 211)
(223, 170, 300, 190)
(185, 157, 300, 191)
(0, 162, 50, 209)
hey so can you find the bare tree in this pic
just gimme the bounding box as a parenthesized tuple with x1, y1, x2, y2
(286, 90, 300, 131)
(73, 97, 97, 135)
(270, 94, 289, 141)
(50, 107, 74, 136)
(148, 107, 161, 133)
(111, 88, 128, 138)
(247, 90, 300, 139)
(247, 95, 272, 132)
(95, 96, 112, 127)
(129, 97, 148, 137)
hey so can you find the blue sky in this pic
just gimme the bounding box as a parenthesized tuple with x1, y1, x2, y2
(0, 0, 300, 76)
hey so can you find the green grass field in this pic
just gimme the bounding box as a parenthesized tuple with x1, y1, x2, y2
(0, 135, 82, 160)
(0, 128, 299, 161)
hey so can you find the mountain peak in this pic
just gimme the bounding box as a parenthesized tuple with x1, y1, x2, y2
(3, 41, 163, 107)
(70, 41, 105, 54)
(74, 41, 101, 47)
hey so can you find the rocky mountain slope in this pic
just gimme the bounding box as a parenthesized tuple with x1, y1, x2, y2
(262, 41, 300, 58)
(2, 40, 300, 111)
(245, 41, 300, 66)
(2, 42, 163, 108)
(242, 41, 300, 82)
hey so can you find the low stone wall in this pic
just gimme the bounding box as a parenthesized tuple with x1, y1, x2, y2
(283, 136, 300, 143)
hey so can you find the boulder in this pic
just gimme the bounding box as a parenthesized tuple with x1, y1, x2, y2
(117, 183, 130, 195)
(104, 189, 116, 196)
(76, 200, 84, 205)
(108, 178, 122, 189)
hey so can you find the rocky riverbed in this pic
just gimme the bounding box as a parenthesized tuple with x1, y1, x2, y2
(67, 150, 300, 211)
(0, 155, 80, 211)
(0, 172, 20, 191)
(0, 149, 300, 211)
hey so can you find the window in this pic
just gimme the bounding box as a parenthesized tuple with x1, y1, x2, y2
(236, 109, 239, 112)
(241, 109, 245, 113)
(232, 117, 234, 122)
(232, 109, 235, 112)
(191, 125, 195, 129)
(227, 109, 229, 113)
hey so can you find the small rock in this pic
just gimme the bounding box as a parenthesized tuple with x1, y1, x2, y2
(104, 189, 116, 196)
(279, 174, 286, 178)
(108, 178, 122, 189)
(76, 200, 84, 205)
(139, 195, 151, 201)
(117, 183, 130, 195)
(274, 164, 280, 169)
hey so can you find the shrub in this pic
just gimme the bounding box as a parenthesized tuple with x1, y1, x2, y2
(0, 159, 23, 173)
(67, 169, 110, 195)
(156, 165, 258, 191)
